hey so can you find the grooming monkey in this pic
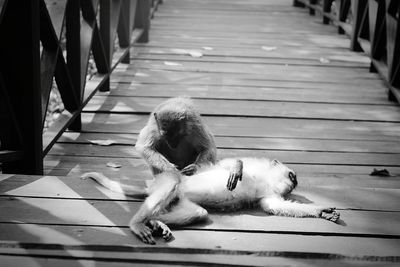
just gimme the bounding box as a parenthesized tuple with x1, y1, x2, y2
(135, 96, 242, 189)
(83, 158, 340, 244)
(136, 97, 217, 175)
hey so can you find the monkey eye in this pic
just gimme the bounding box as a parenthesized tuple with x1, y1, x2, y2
(272, 159, 280, 166)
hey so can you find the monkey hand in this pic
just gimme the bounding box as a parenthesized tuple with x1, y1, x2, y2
(148, 220, 174, 242)
(130, 222, 156, 244)
(181, 164, 198, 176)
(319, 207, 340, 223)
(227, 159, 243, 191)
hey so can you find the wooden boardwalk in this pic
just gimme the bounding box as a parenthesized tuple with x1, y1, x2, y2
(1, 0, 400, 265)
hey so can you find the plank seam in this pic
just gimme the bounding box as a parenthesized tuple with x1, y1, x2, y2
(0, 242, 399, 262)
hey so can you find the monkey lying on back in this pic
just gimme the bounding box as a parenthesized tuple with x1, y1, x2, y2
(83, 157, 340, 244)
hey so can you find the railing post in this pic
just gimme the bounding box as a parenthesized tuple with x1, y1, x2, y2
(386, 0, 400, 90)
(99, 0, 111, 92)
(118, 0, 138, 63)
(66, 0, 83, 131)
(309, 0, 317, 15)
(350, 0, 365, 51)
(323, 0, 332, 24)
(0, 0, 43, 174)
(337, 0, 351, 34)
(293, 0, 305, 8)
(136, 0, 151, 43)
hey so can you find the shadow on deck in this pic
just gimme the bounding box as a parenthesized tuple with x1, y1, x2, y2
(1, 0, 400, 266)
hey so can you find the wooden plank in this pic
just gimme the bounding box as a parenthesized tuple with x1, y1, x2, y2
(84, 96, 400, 122)
(1, 174, 400, 211)
(57, 132, 400, 154)
(0, 224, 398, 257)
(110, 73, 386, 90)
(114, 61, 380, 82)
(0, 231, 399, 264)
(76, 113, 400, 141)
(132, 53, 369, 68)
(47, 143, 400, 167)
(110, 70, 385, 91)
(144, 34, 352, 50)
(0, 256, 179, 267)
(43, 155, 400, 189)
(108, 83, 389, 103)
(134, 45, 371, 64)
(0, 196, 399, 237)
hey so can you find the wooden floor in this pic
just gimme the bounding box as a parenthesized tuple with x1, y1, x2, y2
(2, 0, 400, 266)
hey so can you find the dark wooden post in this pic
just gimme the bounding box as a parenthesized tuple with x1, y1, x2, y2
(350, 0, 365, 51)
(118, 0, 138, 63)
(66, 0, 83, 131)
(337, 0, 351, 34)
(386, 0, 400, 90)
(0, 0, 43, 174)
(99, 0, 112, 92)
(323, 0, 332, 24)
(309, 0, 317, 15)
(293, 0, 305, 8)
(136, 0, 151, 43)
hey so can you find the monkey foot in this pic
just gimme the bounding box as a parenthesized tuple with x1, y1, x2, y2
(148, 220, 174, 242)
(130, 222, 156, 245)
(320, 208, 340, 223)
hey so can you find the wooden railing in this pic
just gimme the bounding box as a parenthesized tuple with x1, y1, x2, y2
(0, 0, 161, 175)
(294, 0, 400, 103)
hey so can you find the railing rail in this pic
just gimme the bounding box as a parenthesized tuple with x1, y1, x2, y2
(294, 0, 400, 103)
(0, 0, 158, 175)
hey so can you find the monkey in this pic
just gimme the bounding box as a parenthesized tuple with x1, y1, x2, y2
(135, 97, 218, 176)
(82, 157, 340, 244)
(115, 96, 241, 242)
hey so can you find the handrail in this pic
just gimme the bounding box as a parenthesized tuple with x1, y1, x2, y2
(0, 0, 157, 175)
(293, 0, 400, 103)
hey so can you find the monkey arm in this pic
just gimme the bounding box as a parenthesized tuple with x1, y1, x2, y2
(260, 197, 340, 222)
(137, 145, 177, 174)
(191, 129, 217, 167)
(181, 147, 216, 176)
(181, 136, 217, 176)
(227, 159, 243, 191)
(195, 148, 217, 166)
(217, 158, 243, 191)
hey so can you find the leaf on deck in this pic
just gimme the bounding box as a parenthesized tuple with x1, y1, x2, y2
(261, 46, 277, 51)
(88, 139, 117, 146)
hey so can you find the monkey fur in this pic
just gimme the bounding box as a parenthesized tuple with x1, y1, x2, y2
(135, 97, 218, 176)
(83, 157, 340, 244)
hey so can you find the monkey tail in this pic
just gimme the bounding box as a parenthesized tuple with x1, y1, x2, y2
(81, 172, 147, 198)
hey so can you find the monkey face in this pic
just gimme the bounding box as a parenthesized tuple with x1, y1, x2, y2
(269, 159, 297, 196)
(162, 120, 187, 149)
(154, 112, 187, 149)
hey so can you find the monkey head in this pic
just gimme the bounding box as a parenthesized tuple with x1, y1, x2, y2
(153, 111, 188, 149)
(267, 159, 297, 196)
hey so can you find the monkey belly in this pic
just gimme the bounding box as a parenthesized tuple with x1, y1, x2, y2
(181, 168, 258, 209)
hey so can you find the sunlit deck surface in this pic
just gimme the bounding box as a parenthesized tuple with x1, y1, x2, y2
(1, 0, 400, 266)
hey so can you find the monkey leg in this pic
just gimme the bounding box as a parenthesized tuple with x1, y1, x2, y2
(129, 171, 180, 244)
(157, 198, 208, 226)
(260, 197, 340, 223)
